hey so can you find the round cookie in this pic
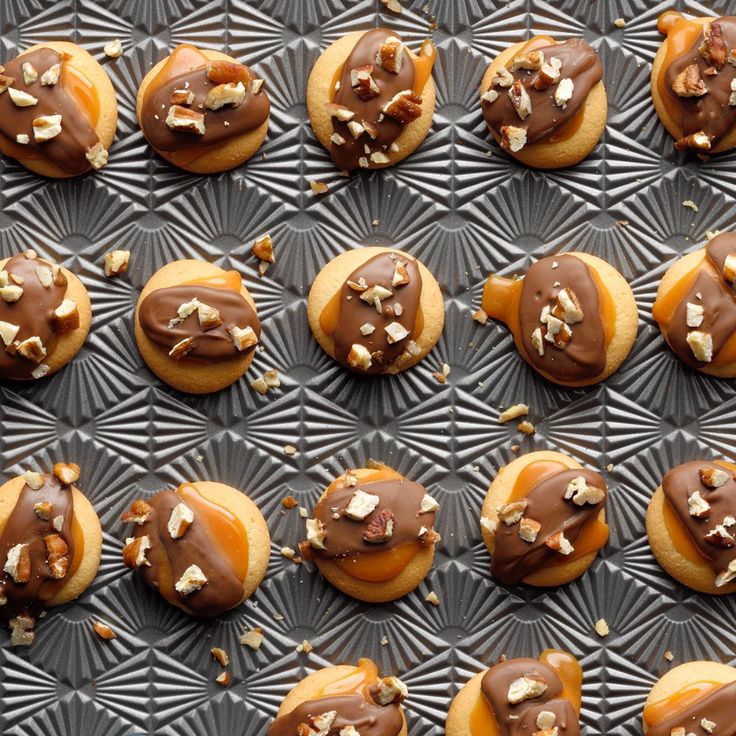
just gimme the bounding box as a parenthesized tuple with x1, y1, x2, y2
(446, 671, 485, 736)
(307, 29, 436, 170)
(121, 480, 270, 617)
(481, 450, 608, 587)
(307, 246, 444, 376)
(136, 45, 270, 174)
(481, 252, 638, 387)
(479, 38, 607, 169)
(134, 259, 260, 394)
(0, 41, 117, 178)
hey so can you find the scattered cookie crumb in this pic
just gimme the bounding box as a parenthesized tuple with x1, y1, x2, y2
(517, 420, 535, 436)
(594, 618, 610, 637)
(281, 495, 298, 509)
(425, 591, 440, 606)
(606, 463, 614, 472)
(664, 650, 674, 661)
(252, 234, 275, 276)
(498, 403, 529, 424)
(284, 444, 297, 456)
(299, 507, 308, 518)
(104, 39, 123, 58)
(92, 621, 116, 640)
(613, 18, 626, 28)
(251, 369, 280, 396)
(310, 180, 329, 196)
(240, 627, 264, 650)
(104, 250, 130, 277)
(682, 200, 699, 212)
(380, 636, 389, 646)
(296, 639, 313, 653)
(211, 647, 230, 666)
(215, 671, 231, 687)
(372, 219, 380, 226)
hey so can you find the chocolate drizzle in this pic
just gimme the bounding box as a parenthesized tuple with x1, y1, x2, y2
(480, 658, 579, 736)
(647, 680, 736, 736)
(138, 283, 260, 364)
(492, 467, 606, 585)
(329, 252, 422, 375)
(481, 38, 602, 145)
(0, 474, 75, 621)
(0, 253, 70, 380)
(519, 254, 607, 382)
(0, 47, 101, 175)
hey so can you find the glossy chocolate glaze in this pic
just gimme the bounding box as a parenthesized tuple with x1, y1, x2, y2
(647, 680, 736, 736)
(662, 460, 736, 580)
(330, 252, 422, 375)
(481, 658, 579, 735)
(482, 39, 602, 145)
(492, 468, 606, 585)
(665, 233, 736, 368)
(662, 17, 736, 146)
(0, 474, 75, 620)
(519, 255, 606, 382)
(140, 45, 270, 153)
(138, 284, 260, 364)
(0, 254, 69, 380)
(330, 28, 417, 171)
(0, 48, 101, 175)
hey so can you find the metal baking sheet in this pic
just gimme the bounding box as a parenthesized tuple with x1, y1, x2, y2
(1, 0, 736, 733)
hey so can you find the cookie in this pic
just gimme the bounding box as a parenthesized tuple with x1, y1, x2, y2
(136, 44, 270, 174)
(269, 658, 408, 736)
(0, 463, 102, 646)
(479, 36, 606, 168)
(120, 480, 270, 617)
(653, 232, 736, 377)
(646, 459, 736, 595)
(306, 29, 436, 171)
(0, 250, 92, 381)
(307, 247, 444, 376)
(643, 661, 736, 735)
(446, 650, 582, 736)
(0, 41, 117, 177)
(480, 251, 638, 386)
(480, 451, 609, 587)
(299, 465, 440, 603)
(651, 12, 736, 154)
(134, 259, 261, 394)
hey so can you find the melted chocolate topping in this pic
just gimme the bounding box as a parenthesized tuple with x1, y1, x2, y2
(481, 658, 579, 736)
(0, 474, 75, 621)
(492, 467, 606, 585)
(140, 46, 270, 153)
(330, 29, 418, 171)
(519, 255, 607, 382)
(330, 252, 422, 375)
(481, 38, 602, 145)
(268, 693, 403, 736)
(0, 48, 101, 174)
(0, 253, 70, 380)
(647, 680, 736, 736)
(138, 284, 260, 364)
(661, 17, 736, 146)
(662, 460, 736, 582)
(125, 488, 245, 617)
(663, 233, 736, 368)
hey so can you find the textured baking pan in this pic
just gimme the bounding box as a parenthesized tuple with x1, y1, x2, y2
(1, 0, 736, 734)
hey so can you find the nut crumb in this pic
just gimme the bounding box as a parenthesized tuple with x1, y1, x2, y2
(296, 639, 313, 653)
(93, 621, 116, 640)
(594, 618, 610, 637)
(682, 199, 699, 212)
(215, 671, 231, 687)
(614, 18, 626, 28)
(282, 495, 298, 509)
(104, 250, 130, 278)
(240, 627, 263, 650)
(284, 444, 297, 456)
(211, 647, 230, 666)
(425, 591, 440, 606)
(664, 650, 674, 661)
(517, 420, 535, 435)
(498, 404, 529, 424)
(310, 180, 329, 195)
(104, 39, 123, 58)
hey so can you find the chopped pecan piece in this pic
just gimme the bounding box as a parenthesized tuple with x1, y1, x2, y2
(519, 517, 541, 543)
(9, 88, 38, 107)
(174, 564, 208, 596)
(0, 321, 19, 346)
(375, 36, 404, 73)
(385, 321, 409, 344)
(534, 57, 562, 90)
(705, 524, 735, 548)
(420, 493, 440, 513)
(372, 676, 408, 705)
(23, 469, 44, 490)
(490, 67, 514, 88)
(229, 325, 258, 351)
(104, 250, 130, 277)
(686, 302, 704, 328)
(700, 466, 731, 488)
(211, 647, 229, 666)
(716, 559, 736, 587)
(40, 63, 60, 86)
(383, 90, 422, 123)
(0, 284, 23, 302)
(345, 489, 380, 520)
(197, 303, 222, 331)
(500, 125, 527, 152)
(554, 78, 574, 108)
(17, 336, 46, 364)
(169, 337, 194, 360)
(509, 80, 532, 120)
(53, 462, 80, 485)
(4, 543, 31, 583)
(507, 675, 548, 704)
(686, 330, 713, 362)
(205, 81, 246, 110)
(481, 89, 499, 103)
(325, 102, 355, 121)
(497, 499, 527, 525)
(22, 62, 38, 85)
(86, 142, 109, 170)
(104, 39, 123, 58)
(206, 60, 250, 85)
(512, 50, 544, 71)
(171, 88, 194, 106)
(93, 621, 116, 640)
(363, 509, 395, 542)
(32, 114, 62, 141)
(531, 327, 544, 356)
(167, 502, 194, 539)
(546, 531, 574, 555)
(347, 343, 372, 371)
(699, 22, 728, 69)
(53, 299, 80, 333)
(688, 490, 711, 519)
(0, 73, 15, 94)
(350, 65, 379, 100)
(305, 518, 326, 549)
(9, 615, 35, 646)
(555, 287, 584, 324)
(121, 499, 153, 524)
(34, 501, 52, 520)
(122, 535, 151, 568)
(165, 105, 206, 135)
(252, 234, 274, 264)
(674, 130, 711, 151)
(45, 533, 69, 579)
(672, 64, 707, 97)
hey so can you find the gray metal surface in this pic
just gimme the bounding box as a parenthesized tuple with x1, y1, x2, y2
(1, 0, 736, 733)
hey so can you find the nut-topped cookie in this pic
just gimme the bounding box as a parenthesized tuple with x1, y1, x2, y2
(299, 464, 440, 603)
(643, 661, 736, 735)
(481, 451, 609, 587)
(121, 481, 270, 617)
(307, 247, 444, 376)
(479, 36, 606, 168)
(653, 233, 736, 377)
(646, 460, 736, 594)
(0, 463, 102, 646)
(446, 650, 582, 736)
(0, 249, 92, 381)
(269, 658, 408, 736)
(136, 44, 270, 173)
(307, 28, 436, 171)
(0, 41, 117, 177)
(480, 252, 637, 386)
(652, 12, 736, 154)
(134, 259, 261, 393)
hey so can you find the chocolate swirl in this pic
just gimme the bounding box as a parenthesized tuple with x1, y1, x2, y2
(492, 468, 606, 585)
(647, 680, 736, 736)
(0, 474, 76, 621)
(481, 658, 579, 736)
(329, 252, 422, 375)
(138, 284, 260, 364)
(519, 255, 607, 382)
(481, 38, 602, 145)
(661, 17, 736, 147)
(0, 253, 70, 380)
(0, 48, 101, 175)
